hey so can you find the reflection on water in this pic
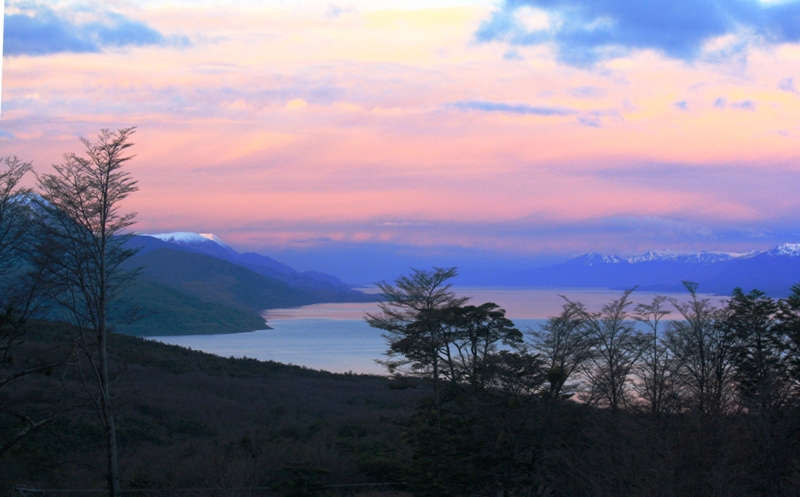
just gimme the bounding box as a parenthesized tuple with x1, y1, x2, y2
(149, 287, 719, 375)
(151, 319, 391, 375)
(262, 287, 714, 321)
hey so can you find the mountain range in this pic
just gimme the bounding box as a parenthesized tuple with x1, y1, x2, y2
(521, 244, 800, 296)
(115, 231, 800, 335)
(115, 232, 374, 336)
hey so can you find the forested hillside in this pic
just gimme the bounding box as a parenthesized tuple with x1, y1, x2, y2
(1, 323, 423, 494)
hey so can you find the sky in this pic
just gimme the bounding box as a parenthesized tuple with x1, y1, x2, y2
(2, 0, 800, 283)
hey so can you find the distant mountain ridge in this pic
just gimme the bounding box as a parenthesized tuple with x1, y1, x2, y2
(524, 244, 800, 296)
(116, 232, 374, 336)
(615, 249, 760, 265)
(132, 232, 357, 294)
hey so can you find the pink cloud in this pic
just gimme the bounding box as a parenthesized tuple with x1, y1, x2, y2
(3, 2, 800, 260)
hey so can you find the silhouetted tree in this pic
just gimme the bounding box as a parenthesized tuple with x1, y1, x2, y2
(366, 267, 467, 420)
(0, 157, 35, 370)
(728, 289, 786, 413)
(776, 284, 800, 392)
(405, 340, 551, 497)
(528, 301, 591, 401)
(445, 302, 522, 393)
(668, 282, 736, 416)
(36, 128, 139, 497)
(572, 289, 644, 412)
(727, 288, 796, 496)
(0, 157, 73, 458)
(633, 295, 679, 416)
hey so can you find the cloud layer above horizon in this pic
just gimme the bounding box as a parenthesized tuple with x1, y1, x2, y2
(3, 0, 800, 276)
(478, 0, 800, 64)
(4, 3, 187, 56)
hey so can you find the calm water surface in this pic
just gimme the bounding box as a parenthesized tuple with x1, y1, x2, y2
(148, 287, 718, 374)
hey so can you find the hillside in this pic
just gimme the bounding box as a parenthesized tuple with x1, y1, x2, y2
(127, 248, 319, 312)
(129, 233, 368, 298)
(114, 279, 268, 336)
(1, 323, 422, 492)
(115, 236, 376, 336)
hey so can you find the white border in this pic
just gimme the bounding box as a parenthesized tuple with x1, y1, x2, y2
(0, 0, 5, 118)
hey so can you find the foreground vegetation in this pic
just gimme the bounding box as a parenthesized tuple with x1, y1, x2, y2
(1, 323, 423, 494)
(363, 268, 800, 497)
(6, 272, 800, 496)
(5, 277, 800, 496)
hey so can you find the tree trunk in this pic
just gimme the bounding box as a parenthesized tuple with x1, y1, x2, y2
(433, 352, 441, 426)
(100, 325, 121, 496)
(100, 215, 120, 496)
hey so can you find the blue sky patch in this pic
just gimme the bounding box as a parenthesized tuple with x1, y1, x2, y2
(478, 0, 800, 65)
(4, 4, 183, 56)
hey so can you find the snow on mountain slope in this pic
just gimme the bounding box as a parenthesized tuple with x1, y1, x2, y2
(140, 231, 239, 259)
(145, 232, 231, 248)
(525, 243, 800, 295)
(766, 243, 800, 257)
(569, 248, 765, 267)
(580, 253, 625, 265)
(624, 250, 760, 265)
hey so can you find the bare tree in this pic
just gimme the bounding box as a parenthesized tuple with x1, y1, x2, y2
(528, 301, 591, 400)
(667, 282, 736, 416)
(36, 128, 139, 497)
(0, 156, 75, 458)
(573, 289, 645, 412)
(0, 157, 33, 277)
(0, 157, 35, 365)
(633, 296, 680, 416)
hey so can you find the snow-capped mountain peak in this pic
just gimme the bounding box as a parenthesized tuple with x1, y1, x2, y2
(143, 232, 231, 249)
(766, 243, 800, 257)
(198, 233, 227, 245)
(572, 248, 769, 267)
(624, 250, 760, 264)
(625, 250, 679, 263)
(580, 253, 624, 265)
